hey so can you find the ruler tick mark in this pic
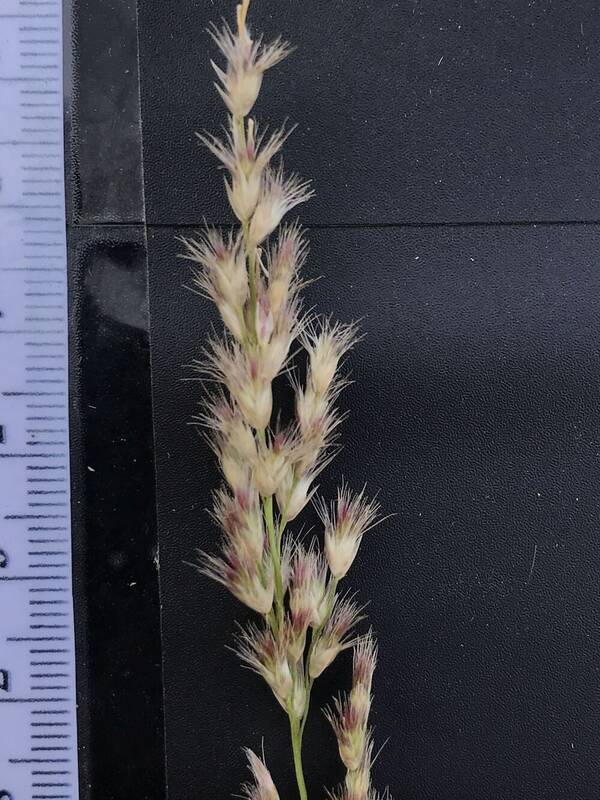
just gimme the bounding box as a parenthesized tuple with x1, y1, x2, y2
(10, 759, 70, 763)
(30, 723, 70, 727)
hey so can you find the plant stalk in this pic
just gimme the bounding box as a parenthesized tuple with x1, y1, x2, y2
(290, 714, 309, 800)
(235, 113, 258, 339)
(243, 218, 258, 333)
(263, 494, 284, 633)
(301, 577, 338, 737)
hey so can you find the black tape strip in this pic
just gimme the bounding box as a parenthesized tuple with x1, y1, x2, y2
(64, 0, 165, 797)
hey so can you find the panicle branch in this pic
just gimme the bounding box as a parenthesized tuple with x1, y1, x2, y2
(325, 633, 384, 800)
(184, 2, 392, 799)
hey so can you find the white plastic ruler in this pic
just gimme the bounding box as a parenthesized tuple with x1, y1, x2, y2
(0, 0, 79, 798)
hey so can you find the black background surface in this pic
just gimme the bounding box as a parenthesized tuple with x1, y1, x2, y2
(138, 0, 600, 226)
(147, 224, 600, 800)
(72, 0, 600, 798)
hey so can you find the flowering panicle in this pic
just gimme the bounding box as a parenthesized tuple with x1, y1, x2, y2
(186, 2, 391, 798)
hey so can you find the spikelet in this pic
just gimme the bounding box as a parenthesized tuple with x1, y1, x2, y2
(200, 338, 273, 431)
(350, 631, 378, 719)
(195, 507, 274, 616)
(236, 622, 293, 707)
(266, 221, 307, 317)
(343, 734, 374, 798)
(209, 0, 292, 117)
(309, 595, 365, 679)
(316, 485, 382, 579)
(199, 119, 294, 222)
(289, 542, 329, 629)
(249, 166, 314, 245)
(197, 391, 257, 483)
(301, 318, 361, 396)
(242, 749, 280, 800)
(180, 229, 248, 341)
(252, 426, 294, 497)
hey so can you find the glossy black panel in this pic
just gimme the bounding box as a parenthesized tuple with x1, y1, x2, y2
(138, 0, 600, 227)
(68, 226, 165, 800)
(67, 0, 144, 224)
(148, 223, 600, 800)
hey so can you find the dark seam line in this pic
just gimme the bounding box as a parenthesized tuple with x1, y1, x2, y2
(67, 218, 600, 231)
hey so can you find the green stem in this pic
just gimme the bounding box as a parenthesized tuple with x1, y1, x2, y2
(242, 218, 257, 334)
(300, 677, 313, 739)
(300, 577, 338, 737)
(290, 714, 309, 800)
(300, 632, 317, 739)
(234, 114, 257, 341)
(263, 494, 284, 633)
(278, 513, 288, 542)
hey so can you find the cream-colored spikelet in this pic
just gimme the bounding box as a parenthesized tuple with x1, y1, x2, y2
(317, 485, 382, 579)
(201, 338, 273, 431)
(242, 748, 280, 800)
(260, 290, 305, 379)
(199, 393, 258, 489)
(266, 221, 307, 316)
(199, 119, 294, 222)
(276, 467, 313, 522)
(236, 622, 293, 708)
(285, 608, 310, 664)
(187, 2, 392, 798)
(343, 735, 374, 799)
(302, 319, 361, 396)
(294, 368, 346, 451)
(309, 595, 365, 679)
(211, 485, 264, 563)
(199, 391, 257, 461)
(209, 0, 292, 117)
(350, 631, 378, 720)
(181, 229, 248, 341)
(289, 542, 329, 629)
(197, 487, 274, 614)
(252, 426, 294, 497)
(249, 166, 314, 245)
(325, 695, 371, 773)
